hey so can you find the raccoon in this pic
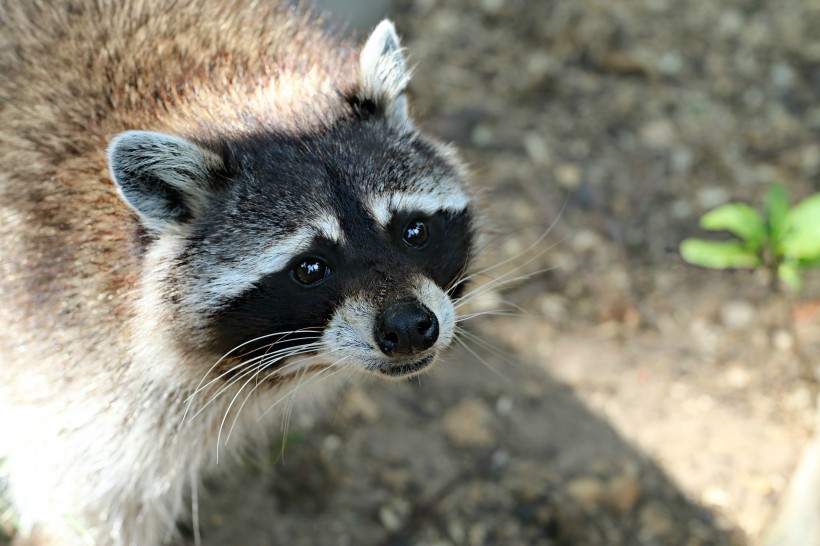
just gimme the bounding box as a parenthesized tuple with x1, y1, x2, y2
(0, 1, 476, 545)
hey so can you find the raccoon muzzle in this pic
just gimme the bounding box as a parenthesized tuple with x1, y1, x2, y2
(374, 299, 439, 356)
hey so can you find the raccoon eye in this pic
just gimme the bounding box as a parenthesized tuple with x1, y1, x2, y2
(402, 219, 429, 248)
(291, 258, 331, 286)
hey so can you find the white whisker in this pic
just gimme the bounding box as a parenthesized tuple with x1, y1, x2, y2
(190, 344, 323, 421)
(453, 334, 509, 382)
(256, 356, 352, 422)
(457, 309, 520, 321)
(455, 265, 557, 310)
(187, 343, 324, 424)
(184, 334, 322, 405)
(181, 327, 323, 424)
(456, 327, 519, 365)
(221, 351, 326, 447)
(449, 206, 567, 293)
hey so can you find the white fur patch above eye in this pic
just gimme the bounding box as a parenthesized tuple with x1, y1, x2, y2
(367, 190, 470, 227)
(312, 214, 344, 244)
(190, 214, 343, 308)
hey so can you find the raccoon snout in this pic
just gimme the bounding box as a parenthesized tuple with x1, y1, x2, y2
(374, 300, 439, 356)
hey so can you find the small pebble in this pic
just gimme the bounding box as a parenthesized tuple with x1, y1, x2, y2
(470, 125, 495, 147)
(696, 187, 730, 209)
(442, 400, 494, 447)
(640, 119, 677, 149)
(554, 163, 582, 189)
(495, 396, 513, 416)
(323, 434, 341, 452)
(605, 474, 642, 514)
(773, 330, 794, 351)
(523, 132, 550, 166)
(379, 506, 402, 531)
(566, 477, 605, 510)
(720, 300, 755, 330)
(702, 487, 730, 508)
(639, 503, 674, 539)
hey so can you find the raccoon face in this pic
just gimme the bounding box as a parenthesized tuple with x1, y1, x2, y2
(107, 21, 475, 381)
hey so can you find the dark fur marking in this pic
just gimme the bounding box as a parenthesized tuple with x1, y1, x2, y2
(185, 117, 472, 365)
(345, 93, 384, 120)
(207, 209, 472, 361)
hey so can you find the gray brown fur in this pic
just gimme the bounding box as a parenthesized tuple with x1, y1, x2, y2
(0, 3, 355, 544)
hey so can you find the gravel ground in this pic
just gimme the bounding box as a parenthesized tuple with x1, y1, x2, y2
(4, 1, 820, 545)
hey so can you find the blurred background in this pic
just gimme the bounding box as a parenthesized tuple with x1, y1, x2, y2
(5, 1, 818, 545)
(189, 1, 820, 545)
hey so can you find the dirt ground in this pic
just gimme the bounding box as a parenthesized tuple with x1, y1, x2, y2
(4, 0, 820, 545)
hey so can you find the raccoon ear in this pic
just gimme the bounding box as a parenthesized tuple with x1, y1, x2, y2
(358, 19, 411, 127)
(107, 131, 221, 232)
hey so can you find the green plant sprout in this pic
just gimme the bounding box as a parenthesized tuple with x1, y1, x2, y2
(680, 183, 820, 291)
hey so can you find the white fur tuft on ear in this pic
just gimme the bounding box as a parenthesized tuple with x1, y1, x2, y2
(107, 131, 221, 232)
(359, 19, 411, 126)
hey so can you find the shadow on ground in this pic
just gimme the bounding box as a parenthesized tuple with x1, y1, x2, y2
(189, 335, 742, 546)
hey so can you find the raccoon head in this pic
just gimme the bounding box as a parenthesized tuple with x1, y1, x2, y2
(107, 21, 475, 381)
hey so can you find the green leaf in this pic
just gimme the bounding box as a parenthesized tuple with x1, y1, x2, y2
(799, 255, 820, 268)
(778, 262, 802, 292)
(699, 203, 766, 247)
(680, 239, 760, 269)
(780, 193, 820, 261)
(766, 183, 790, 239)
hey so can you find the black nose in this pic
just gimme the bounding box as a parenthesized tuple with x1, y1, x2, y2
(375, 300, 439, 356)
